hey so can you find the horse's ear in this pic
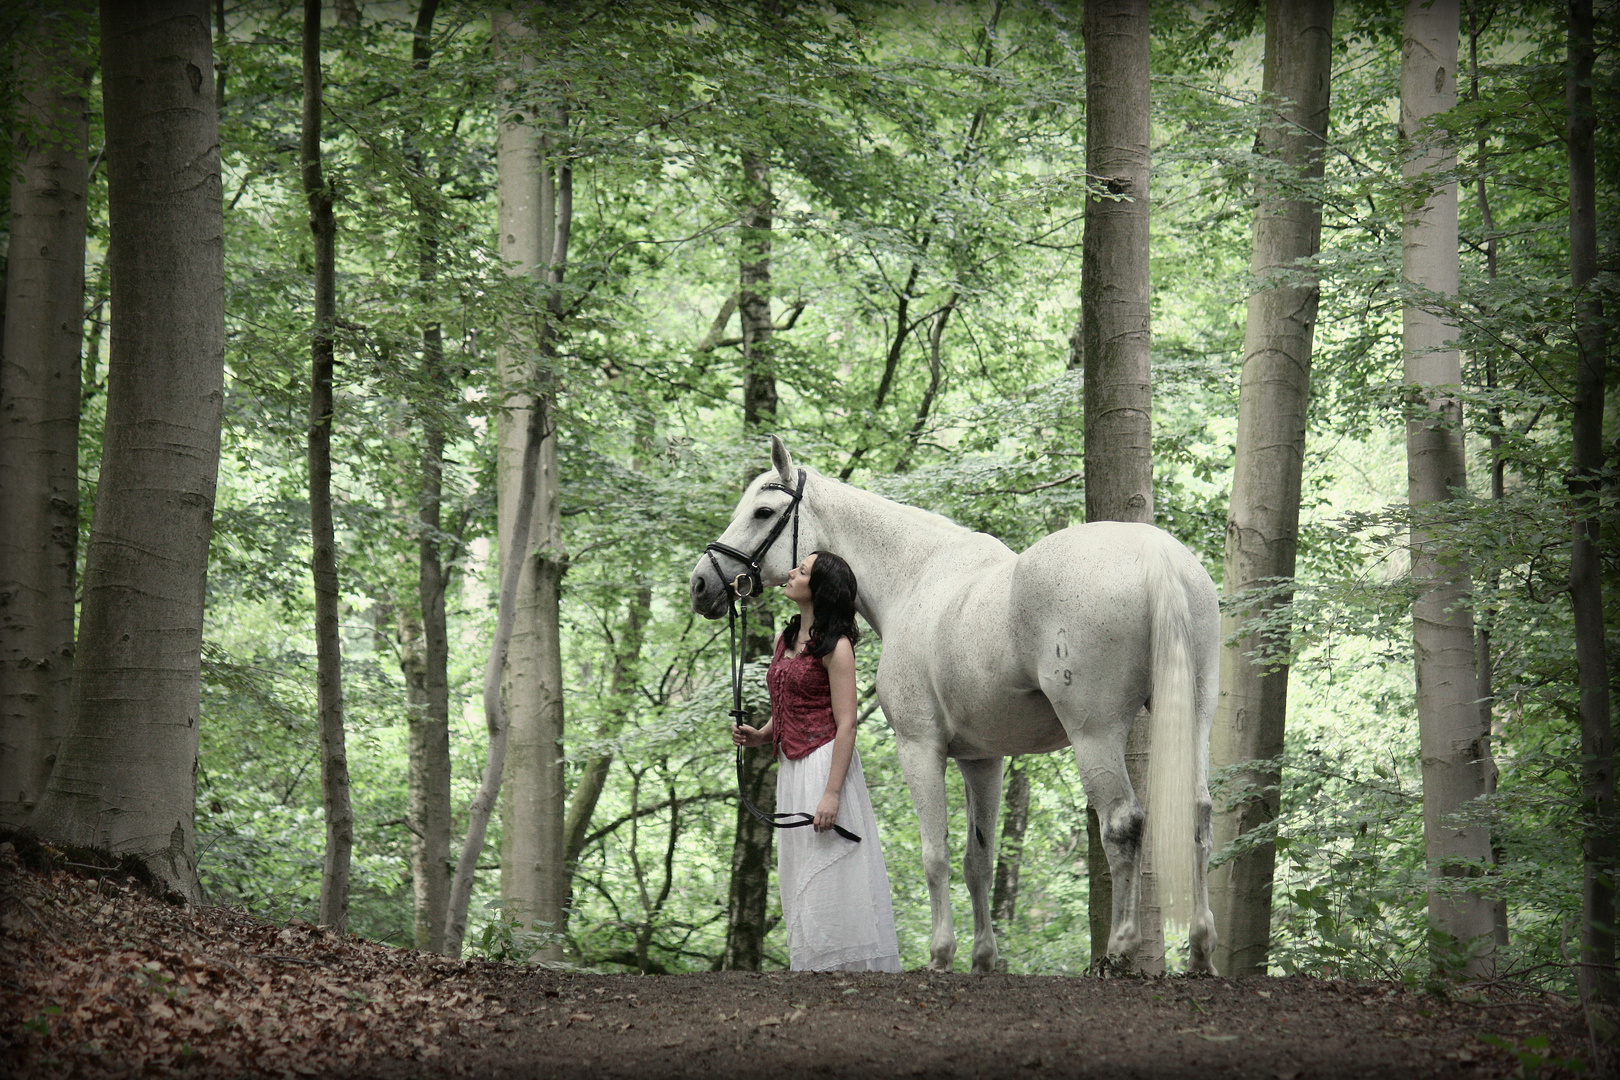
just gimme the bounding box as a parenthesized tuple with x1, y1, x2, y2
(770, 435, 795, 486)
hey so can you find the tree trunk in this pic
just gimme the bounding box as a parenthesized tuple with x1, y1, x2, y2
(1467, 1, 1510, 952)
(1081, 0, 1153, 528)
(29, 0, 224, 905)
(399, 0, 452, 958)
(0, 1, 92, 828)
(493, 9, 568, 962)
(724, 149, 779, 971)
(1086, 807, 1110, 964)
(991, 760, 1031, 930)
(1400, 0, 1497, 976)
(1079, 0, 1160, 975)
(1566, 0, 1614, 1008)
(443, 382, 544, 957)
(398, 400, 454, 953)
(301, 0, 352, 935)
(1210, 0, 1333, 978)
(739, 153, 776, 430)
(213, 0, 227, 111)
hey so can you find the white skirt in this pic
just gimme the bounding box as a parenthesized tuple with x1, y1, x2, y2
(776, 742, 902, 972)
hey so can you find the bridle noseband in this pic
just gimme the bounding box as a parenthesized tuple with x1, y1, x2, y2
(705, 469, 860, 844)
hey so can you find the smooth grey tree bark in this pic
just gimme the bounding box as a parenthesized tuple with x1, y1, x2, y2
(1079, 0, 1161, 975)
(722, 150, 779, 972)
(1081, 0, 1153, 529)
(491, 7, 569, 962)
(29, 0, 224, 905)
(0, 1, 92, 828)
(1209, 0, 1334, 978)
(1565, 0, 1614, 1007)
(1400, 0, 1497, 975)
(302, 0, 353, 934)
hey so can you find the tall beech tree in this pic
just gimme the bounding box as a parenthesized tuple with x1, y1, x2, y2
(443, 9, 552, 956)
(398, 0, 454, 957)
(1079, 0, 1160, 975)
(30, 0, 224, 904)
(302, 0, 353, 935)
(492, 7, 569, 962)
(1400, 0, 1497, 972)
(0, 1, 92, 828)
(1210, 0, 1334, 978)
(722, 149, 780, 972)
(1565, 0, 1613, 1006)
(1465, 0, 1510, 951)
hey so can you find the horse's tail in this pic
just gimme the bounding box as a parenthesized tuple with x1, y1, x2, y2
(1145, 533, 1199, 929)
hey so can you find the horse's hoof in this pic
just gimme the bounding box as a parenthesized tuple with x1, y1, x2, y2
(1088, 953, 1140, 978)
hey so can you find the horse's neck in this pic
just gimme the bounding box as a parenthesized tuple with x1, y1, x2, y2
(809, 475, 977, 638)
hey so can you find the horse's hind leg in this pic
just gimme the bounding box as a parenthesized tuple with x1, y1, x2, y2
(1068, 727, 1146, 966)
(896, 736, 955, 970)
(956, 756, 1003, 974)
(1189, 788, 1217, 974)
(1188, 637, 1220, 974)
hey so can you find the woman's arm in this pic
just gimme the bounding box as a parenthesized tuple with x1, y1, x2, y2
(814, 636, 859, 832)
(732, 632, 783, 748)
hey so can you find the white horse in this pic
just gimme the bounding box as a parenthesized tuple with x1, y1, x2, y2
(690, 437, 1220, 974)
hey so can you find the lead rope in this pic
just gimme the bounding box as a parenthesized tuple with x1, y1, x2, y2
(725, 484, 859, 844)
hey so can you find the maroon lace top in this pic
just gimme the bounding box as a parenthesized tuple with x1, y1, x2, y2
(768, 634, 839, 760)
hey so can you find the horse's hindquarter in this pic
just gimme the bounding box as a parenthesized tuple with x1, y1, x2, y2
(1008, 523, 1200, 723)
(875, 551, 1069, 759)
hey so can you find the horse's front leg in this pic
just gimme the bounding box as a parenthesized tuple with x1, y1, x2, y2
(896, 736, 955, 971)
(956, 756, 1003, 974)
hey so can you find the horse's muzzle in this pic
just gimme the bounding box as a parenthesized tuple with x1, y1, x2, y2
(689, 564, 731, 619)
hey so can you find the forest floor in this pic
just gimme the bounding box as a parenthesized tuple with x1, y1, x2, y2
(0, 841, 1597, 1080)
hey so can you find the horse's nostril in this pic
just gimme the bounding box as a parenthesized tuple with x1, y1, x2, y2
(694, 578, 706, 594)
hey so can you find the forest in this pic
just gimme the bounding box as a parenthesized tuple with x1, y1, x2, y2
(1, 0, 1615, 1007)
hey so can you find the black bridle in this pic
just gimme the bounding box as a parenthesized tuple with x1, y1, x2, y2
(705, 469, 860, 844)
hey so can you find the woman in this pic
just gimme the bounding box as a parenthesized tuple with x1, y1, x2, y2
(732, 551, 902, 972)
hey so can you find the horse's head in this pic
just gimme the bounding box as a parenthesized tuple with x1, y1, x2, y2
(690, 436, 816, 619)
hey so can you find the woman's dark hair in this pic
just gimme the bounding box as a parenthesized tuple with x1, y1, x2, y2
(783, 550, 861, 659)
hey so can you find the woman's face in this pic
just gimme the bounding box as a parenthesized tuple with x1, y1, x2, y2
(782, 553, 818, 604)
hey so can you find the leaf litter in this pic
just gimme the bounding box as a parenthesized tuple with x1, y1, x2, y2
(1, 842, 506, 1078)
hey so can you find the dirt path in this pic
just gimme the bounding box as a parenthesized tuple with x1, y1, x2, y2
(402, 968, 1584, 1080)
(0, 847, 1589, 1078)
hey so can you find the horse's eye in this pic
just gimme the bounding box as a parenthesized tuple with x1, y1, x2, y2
(753, 507, 774, 520)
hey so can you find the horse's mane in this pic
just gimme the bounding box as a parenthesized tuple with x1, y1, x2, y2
(748, 465, 977, 538)
(822, 472, 974, 535)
